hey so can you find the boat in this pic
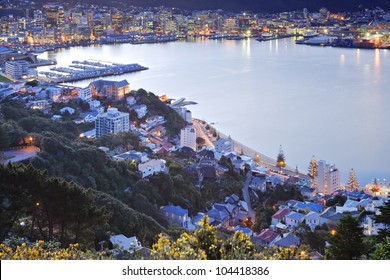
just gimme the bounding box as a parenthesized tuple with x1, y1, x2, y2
(303, 32, 319, 39)
(33, 47, 46, 54)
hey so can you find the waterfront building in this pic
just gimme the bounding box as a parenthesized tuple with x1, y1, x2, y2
(5, 60, 28, 80)
(316, 160, 340, 195)
(95, 107, 129, 137)
(89, 79, 130, 100)
(180, 126, 197, 151)
(214, 137, 234, 153)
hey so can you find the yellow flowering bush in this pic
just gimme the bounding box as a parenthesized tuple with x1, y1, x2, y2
(0, 240, 111, 260)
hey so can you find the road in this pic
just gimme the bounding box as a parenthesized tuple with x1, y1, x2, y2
(243, 173, 256, 220)
(1, 146, 40, 165)
(192, 119, 215, 149)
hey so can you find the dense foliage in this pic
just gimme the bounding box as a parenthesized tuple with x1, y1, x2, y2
(0, 164, 165, 247)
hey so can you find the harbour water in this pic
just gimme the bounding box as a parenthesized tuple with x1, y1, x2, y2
(38, 38, 390, 185)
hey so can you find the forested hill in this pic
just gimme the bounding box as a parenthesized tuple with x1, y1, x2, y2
(92, 0, 390, 12)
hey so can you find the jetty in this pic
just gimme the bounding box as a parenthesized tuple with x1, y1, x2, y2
(39, 59, 148, 83)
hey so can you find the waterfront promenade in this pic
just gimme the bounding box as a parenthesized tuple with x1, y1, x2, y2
(193, 118, 309, 180)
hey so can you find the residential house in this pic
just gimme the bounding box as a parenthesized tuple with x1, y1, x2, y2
(160, 205, 194, 230)
(113, 151, 149, 163)
(268, 175, 285, 189)
(149, 125, 166, 138)
(365, 199, 385, 214)
(142, 115, 165, 131)
(294, 202, 324, 213)
(197, 149, 215, 160)
(271, 208, 291, 225)
(300, 186, 316, 198)
(214, 137, 234, 153)
(109, 234, 142, 253)
(232, 159, 245, 171)
(252, 229, 280, 246)
(319, 207, 336, 225)
(60, 106, 75, 115)
(249, 176, 267, 192)
(126, 96, 136, 106)
(304, 212, 321, 231)
(233, 226, 253, 237)
(138, 159, 168, 178)
(206, 208, 229, 227)
(361, 214, 386, 236)
(80, 111, 99, 123)
(273, 232, 300, 248)
(27, 100, 50, 113)
(285, 211, 305, 229)
(132, 104, 148, 119)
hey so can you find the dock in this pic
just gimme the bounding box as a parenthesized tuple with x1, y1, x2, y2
(39, 60, 148, 83)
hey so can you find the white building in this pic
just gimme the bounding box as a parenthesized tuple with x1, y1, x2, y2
(5, 60, 29, 80)
(109, 234, 142, 253)
(214, 137, 234, 153)
(95, 107, 129, 138)
(180, 126, 196, 151)
(138, 159, 168, 178)
(78, 87, 92, 102)
(60, 107, 75, 115)
(132, 104, 147, 119)
(316, 160, 340, 195)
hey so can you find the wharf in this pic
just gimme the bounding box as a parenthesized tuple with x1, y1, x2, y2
(39, 60, 148, 83)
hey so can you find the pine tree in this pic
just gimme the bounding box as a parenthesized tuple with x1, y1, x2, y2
(347, 168, 359, 190)
(276, 145, 286, 171)
(326, 214, 366, 259)
(0, 126, 10, 160)
(307, 156, 318, 179)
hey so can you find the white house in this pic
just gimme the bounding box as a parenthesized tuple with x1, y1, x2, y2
(214, 137, 234, 153)
(88, 100, 102, 111)
(132, 104, 148, 119)
(304, 211, 321, 231)
(109, 234, 142, 253)
(126, 96, 136, 106)
(362, 214, 386, 236)
(138, 159, 168, 178)
(285, 211, 305, 229)
(60, 107, 75, 115)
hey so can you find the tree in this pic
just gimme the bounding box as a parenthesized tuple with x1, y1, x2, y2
(371, 236, 390, 260)
(347, 168, 360, 190)
(221, 231, 255, 260)
(193, 216, 221, 259)
(326, 214, 365, 259)
(276, 145, 286, 171)
(374, 199, 390, 241)
(307, 156, 318, 180)
(0, 125, 10, 160)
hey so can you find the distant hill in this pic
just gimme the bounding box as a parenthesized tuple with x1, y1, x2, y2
(99, 0, 390, 12)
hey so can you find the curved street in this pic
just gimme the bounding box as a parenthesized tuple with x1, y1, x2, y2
(1, 146, 40, 165)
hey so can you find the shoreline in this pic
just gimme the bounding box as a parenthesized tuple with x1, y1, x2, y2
(192, 118, 309, 179)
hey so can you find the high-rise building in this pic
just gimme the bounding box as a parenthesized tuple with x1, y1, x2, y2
(5, 60, 29, 80)
(95, 108, 129, 137)
(180, 126, 196, 151)
(317, 160, 340, 195)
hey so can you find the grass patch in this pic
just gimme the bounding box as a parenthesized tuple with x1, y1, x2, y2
(0, 75, 13, 83)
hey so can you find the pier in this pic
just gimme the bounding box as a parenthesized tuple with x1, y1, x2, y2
(39, 60, 148, 83)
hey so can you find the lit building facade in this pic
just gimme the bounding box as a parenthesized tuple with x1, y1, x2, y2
(95, 107, 129, 137)
(317, 160, 340, 195)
